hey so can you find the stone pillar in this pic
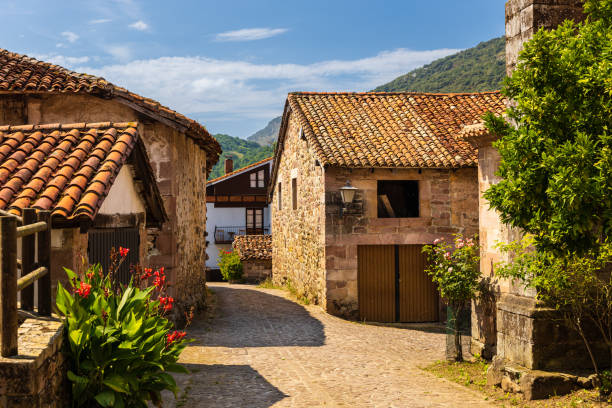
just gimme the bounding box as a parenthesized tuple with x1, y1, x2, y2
(506, 0, 585, 75)
(470, 0, 587, 368)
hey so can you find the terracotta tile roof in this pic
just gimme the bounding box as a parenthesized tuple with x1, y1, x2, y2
(284, 91, 506, 168)
(0, 122, 141, 221)
(232, 235, 272, 261)
(207, 157, 273, 185)
(0, 49, 221, 169)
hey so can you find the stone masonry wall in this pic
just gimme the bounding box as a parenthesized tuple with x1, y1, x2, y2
(271, 112, 326, 307)
(18, 93, 210, 318)
(243, 259, 272, 283)
(0, 318, 67, 407)
(324, 167, 479, 318)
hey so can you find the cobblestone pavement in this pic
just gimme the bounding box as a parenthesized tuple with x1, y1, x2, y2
(163, 283, 492, 407)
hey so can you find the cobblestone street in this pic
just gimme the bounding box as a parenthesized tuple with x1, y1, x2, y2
(164, 283, 492, 407)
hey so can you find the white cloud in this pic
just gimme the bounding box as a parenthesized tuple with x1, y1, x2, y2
(215, 28, 288, 42)
(105, 45, 132, 61)
(129, 20, 149, 31)
(76, 47, 459, 131)
(61, 31, 79, 43)
(90, 18, 112, 24)
(34, 54, 90, 67)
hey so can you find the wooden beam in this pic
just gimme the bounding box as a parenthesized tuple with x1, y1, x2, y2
(0, 216, 18, 357)
(378, 195, 396, 218)
(16, 221, 47, 238)
(20, 209, 36, 311)
(17, 267, 48, 291)
(37, 211, 51, 316)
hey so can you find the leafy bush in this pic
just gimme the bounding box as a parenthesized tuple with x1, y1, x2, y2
(56, 248, 191, 407)
(218, 250, 243, 282)
(423, 235, 480, 361)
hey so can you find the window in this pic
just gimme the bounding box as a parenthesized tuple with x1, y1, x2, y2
(278, 182, 282, 210)
(246, 208, 264, 233)
(377, 180, 419, 218)
(250, 170, 265, 188)
(292, 177, 298, 210)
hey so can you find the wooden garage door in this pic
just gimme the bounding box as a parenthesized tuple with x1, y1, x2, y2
(358, 245, 438, 323)
(88, 228, 140, 286)
(358, 245, 395, 322)
(398, 245, 439, 322)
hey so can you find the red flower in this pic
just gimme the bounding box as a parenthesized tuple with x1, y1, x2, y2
(75, 282, 92, 298)
(119, 247, 129, 257)
(159, 296, 174, 311)
(86, 272, 94, 280)
(153, 275, 166, 289)
(166, 330, 186, 346)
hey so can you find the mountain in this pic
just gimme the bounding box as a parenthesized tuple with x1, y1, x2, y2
(209, 37, 505, 180)
(247, 116, 282, 146)
(208, 134, 275, 180)
(374, 37, 506, 93)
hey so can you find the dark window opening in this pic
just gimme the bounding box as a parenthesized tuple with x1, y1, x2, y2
(250, 170, 265, 188)
(292, 177, 298, 210)
(246, 208, 264, 234)
(377, 180, 419, 218)
(278, 182, 282, 210)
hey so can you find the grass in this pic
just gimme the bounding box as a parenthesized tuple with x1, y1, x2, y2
(257, 277, 312, 305)
(424, 359, 610, 407)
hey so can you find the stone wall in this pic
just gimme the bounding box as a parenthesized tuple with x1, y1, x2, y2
(11, 93, 210, 319)
(324, 167, 479, 318)
(271, 112, 326, 307)
(469, 0, 592, 369)
(0, 318, 67, 407)
(243, 259, 272, 283)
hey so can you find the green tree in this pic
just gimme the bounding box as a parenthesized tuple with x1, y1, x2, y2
(485, 0, 612, 396)
(423, 235, 480, 361)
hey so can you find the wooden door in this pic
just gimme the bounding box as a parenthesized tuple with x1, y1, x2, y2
(357, 244, 439, 323)
(88, 228, 140, 285)
(358, 245, 395, 322)
(398, 245, 439, 322)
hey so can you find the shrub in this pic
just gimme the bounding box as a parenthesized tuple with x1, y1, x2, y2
(218, 250, 243, 282)
(56, 248, 191, 407)
(423, 235, 480, 361)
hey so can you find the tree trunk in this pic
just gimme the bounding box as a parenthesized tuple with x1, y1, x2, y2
(454, 305, 463, 362)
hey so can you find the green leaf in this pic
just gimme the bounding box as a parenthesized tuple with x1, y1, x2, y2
(63, 267, 78, 285)
(103, 375, 129, 393)
(67, 370, 88, 384)
(69, 329, 84, 348)
(165, 363, 190, 374)
(94, 390, 116, 407)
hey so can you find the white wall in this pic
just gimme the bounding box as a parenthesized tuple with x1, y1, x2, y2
(99, 165, 146, 215)
(205, 203, 271, 269)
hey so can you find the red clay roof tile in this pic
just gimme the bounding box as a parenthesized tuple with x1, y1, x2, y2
(0, 49, 221, 171)
(284, 92, 507, 168)
(232, 235, 272, 261)
(0, 122, 139, 221)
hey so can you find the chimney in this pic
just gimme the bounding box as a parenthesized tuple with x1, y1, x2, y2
(505, 0, 585, 75)
(224, 157, 233, 174)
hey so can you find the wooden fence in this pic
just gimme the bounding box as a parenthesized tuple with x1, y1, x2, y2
(0, 208, 51, 357)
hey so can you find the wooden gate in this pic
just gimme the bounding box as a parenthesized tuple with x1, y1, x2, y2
(88, 228, 140, 285)
(358, 245, 438, 323)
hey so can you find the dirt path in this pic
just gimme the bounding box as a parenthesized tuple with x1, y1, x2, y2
(163, 283, 492, 407)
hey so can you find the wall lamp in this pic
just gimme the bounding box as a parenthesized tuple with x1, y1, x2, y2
(339, 180, 358, 216)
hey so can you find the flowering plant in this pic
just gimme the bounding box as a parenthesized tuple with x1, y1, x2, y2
(218, 249, 243, 282)
(56, 248, 191, 407)
(422, 234, 480, 361)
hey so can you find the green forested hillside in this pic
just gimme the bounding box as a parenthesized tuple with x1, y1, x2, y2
(208, 134, 274, 180)
(374, 37, 505, 93)
(209, 37, 504, 179)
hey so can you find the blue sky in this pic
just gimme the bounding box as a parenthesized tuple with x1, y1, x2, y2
(1, 0, 505, 138)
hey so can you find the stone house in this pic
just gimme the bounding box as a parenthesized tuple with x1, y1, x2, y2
(464, 1, 603, 381)
(232, 235, 272, 282)
(205, 157, 273, 272)
(270, 91, 506, 321)
(0, 49, 221, 315)
(0, 122, 166, 300)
